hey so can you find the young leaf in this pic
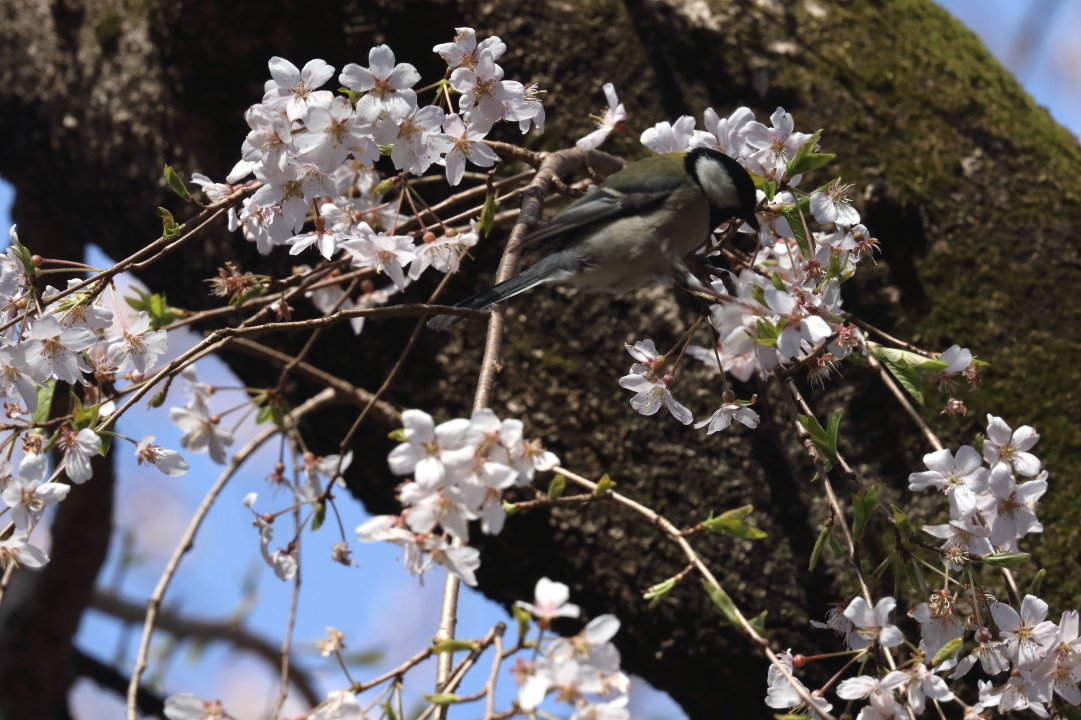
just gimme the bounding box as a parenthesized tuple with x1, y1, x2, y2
(785, 129, 836, 176)
(310, 502, 326, 531)
(851, 483, 879, 541)
(982, 552, 1030, 569)
(387, 428, 408, 442)
(32, 380, 57, 424)
(826, 410, 843, 459)
(701, 505, 767, 540)
(809, 525, 831, 571)
(430, 639, 478, 653)
(931, 638, 962, 667)
(753, 317, 780, 348)
(512, 604, 531, 641)
(798, 413, 836, 461)
(872, 346, 925, 405)
(593, 473, 615, 496)
(164, 164, 192, 202)
(547, 474, 566, 500)
(643, 575, 680, 609)
(158, 207, 179, 238)
(422, 694, 462, 705)
(479, 194, 499, 237)
(771, 272, 786, 292)
(701, 579, 739, 626)
(1029, 568, 1046, 596)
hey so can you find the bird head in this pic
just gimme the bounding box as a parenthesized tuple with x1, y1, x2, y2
(685, 147, 760, 232)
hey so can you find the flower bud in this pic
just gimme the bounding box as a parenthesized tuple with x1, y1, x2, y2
(792, 654, 807, 667)
(209, 414, 221, 425)
(31, 255, 43, 267)
(722, 390, 736, 404)
(361, 280, 375, 294)
(444, 227, 458, 238)
(662, 374, 675, 388)
(422, 231, 436, 244)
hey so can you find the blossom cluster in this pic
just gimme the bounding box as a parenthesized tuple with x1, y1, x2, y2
(193, 28, 543, 334)
(768, 416, 1077, 719)
(356, 407, 558, 586)
(0, 227, 191, 576)
(512, 578, 631, 720)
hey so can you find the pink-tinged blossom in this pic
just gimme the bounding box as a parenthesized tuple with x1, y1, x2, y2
(939, 345, 973, 374)
(255, 516, 297, 581)
(310, 690, 366, 720)
(765, 649, 832, 714)
(263, 57, 335, 122)
(437, 113, 501, 186)
(0, 534, 49, 571)
(373, 105, 446, 175)
(576, 84, 627, 151)
(694, 401, 759, 434)
(516, 577, 581, 621)
(423, 534, 481, 586)
(810, 180, 860, 226)
(500, 418, 560, 485)
(909, 591, 965, 657)
(899, 662, 954, 714)
(980, 465, 1046, 550)
(341, 45, 420, 123)
(843, 596, 904, 649)
(108, 311, 168, 374)
(386, 409, 472, 489)
(908, 445, 989, 520)
(294, 96, 379, 171)
(551, 615, 622, 674)
(169, 403, 234, 465)
(240, 104, 293, 173)
(252, 163, 330, 234)
(341, 227, 416, 291)
(163, 694, 228, 720)
(506, 83, 545, 134)
(951, 633, 1010, 678)
(765, 288, 832, 359)
(836, 672, 906, 719)
(640, 116, 696, 154)
(433, 27, 507, 69)
(618, 372, 693, 425)
(57, 427, 100, 483)
(991, 594, 1058, 671)
(742, 107, 812, 179)
(401, 483, 477, 541)
(922, 516, 993, 568)
(287, 219, 340, 260)
(810, 603, 857, 646)
(448, 49, 520, 126)
(983, 414, 1041, 476)
(22, 315, 95, 384)
(570, 696, 629, 720)
(1, 453, 68, 533)
(991, 674, 1052, 717)
(135, 435, 190, 477)
(0, 344, 44, 412)
(690, 106, 754, 158)
(409, 222, 480, 280)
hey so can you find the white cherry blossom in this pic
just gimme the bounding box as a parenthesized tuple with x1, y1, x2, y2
(340, 45, 419, 123)
(263, 57, 334, 121)
(576, 83, 627, 151)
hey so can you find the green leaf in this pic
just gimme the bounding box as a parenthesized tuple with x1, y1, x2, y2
(785, 130, 836, 176)
(547, 474, 566, 500)
(643, 575, 680, 609)
(1029, 568, 1046, 596)
(98, 431, 114, 457)
(753, 317, 780, 348)
(387, 428, 408, 442)
(512, 604, 532, 641)
(798, 412, 836, 461)
(809, 525, 830, 571)
(147, 390, 167, 409)
(158, 207, 179, 238)
(502, 500, 520, 517)
(750, 283, 767, 308)
(931, 637, 962, 667)
(700, 579, 739, 626)
(32, 380, 57, 424)
(871, 346, 925, 405)
(852, 483, 879, 542)
(827, 529, 844, 555)
(891, 504, 914, 537)
(422, 694, 461, 705)
(983, 552, 1030, 569)
(430, 639, 478, 654)
(826, 410, 843, 458)
(748, 610, 768, 636)
(1063, 707, 1081, 720)
(310, 502, 326, 531)
(973, 432, 985, 455)
(770, 272, 785, 292)
(163, 164, 192, 202)
(746, 168, 768, 190)
(593, 473, 615, 496)
(71, 395, 101, 430)
(701, 505, 766, 540)
(479, 194, 498, 237)
(780, 205, 812, 259)
(775, 715, 810, 720)
(382, 700, 397, 720)
(337, 87, 361, 104)
(872, 345, 948, 372)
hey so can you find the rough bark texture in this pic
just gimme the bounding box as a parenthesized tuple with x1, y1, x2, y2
(1, 0, 1079, 717)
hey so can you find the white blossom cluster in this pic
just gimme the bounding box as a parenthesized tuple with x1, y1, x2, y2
(194, 28, 543, 334)
(769, 415, 1078, 719)
(0, 226, 192, 576)
(357, 408, 558, 586)
(512, 578, 631, 720)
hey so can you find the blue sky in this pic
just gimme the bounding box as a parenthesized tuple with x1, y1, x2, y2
(0, 2, 1078, 716)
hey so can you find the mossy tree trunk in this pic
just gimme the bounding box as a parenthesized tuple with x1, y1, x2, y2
(1, 0, 1078, 717)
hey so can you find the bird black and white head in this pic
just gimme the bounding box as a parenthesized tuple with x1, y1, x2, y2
(685, 147, 760, 231)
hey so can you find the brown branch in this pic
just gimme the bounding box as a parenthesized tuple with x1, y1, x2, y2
(72, 648, 166, 719)
(89, 591, 319, 707)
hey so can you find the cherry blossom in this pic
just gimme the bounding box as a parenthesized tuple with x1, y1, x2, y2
(983, 414, 1041, 476)
(694, 400, 759, 434)
(22, 315, 96, 384)
(373, 105, 446, 176)
(690, 106, 754, 158)
(57, 427, 100, 483)
(108, 311, 168, 374)
(0, 534, 49, 571)
(448, 48, 521, 126)
(765, 649, 832, 714)
(576, 83, 627, 151)
(0, 344, 44, 412)
(437, 113, 501, 186)
(163, 693, 228, 720)
(742, 107, 812, 179)
(980, 465, 1046, 550)
(640, 116, 696, 154)
(386, 409, 471, 488)
(515, 577, 581, 621)
(340, 45, 420, 123)
(295, 95, 378, 171)
(1, 453, 68, 532)
(810, 180, 860, 227)
(135, 435, 190, 477)
(991, 594, 1058, 670)
(908, 445, 988, 520)
(239, 104, 293, 173)
(310, 690, 366, 720)
(169, 401, 234, 465)
(262, 57, 335, 121)
(909, 591, 965, 656)
(618, 372, 692, 425)
(843, 596, 903, 649)
(423, 534, 480, 586)
(433, 27, 506, 69)
(341, 228, 416, 290)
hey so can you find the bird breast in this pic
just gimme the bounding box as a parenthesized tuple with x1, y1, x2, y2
(565, 183, 710, 292)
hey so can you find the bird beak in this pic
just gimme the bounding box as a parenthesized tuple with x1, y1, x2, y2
(744, 212, 761, 232)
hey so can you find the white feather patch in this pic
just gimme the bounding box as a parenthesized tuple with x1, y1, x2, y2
(695, 156, 739, 208)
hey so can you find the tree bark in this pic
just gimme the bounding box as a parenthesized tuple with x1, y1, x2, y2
(1, 0, 1079, 717)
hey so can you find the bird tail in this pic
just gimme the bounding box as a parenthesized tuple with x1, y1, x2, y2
(427, 257, 562, 331)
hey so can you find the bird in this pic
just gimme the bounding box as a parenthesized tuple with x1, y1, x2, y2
(427, 147, 760, 331)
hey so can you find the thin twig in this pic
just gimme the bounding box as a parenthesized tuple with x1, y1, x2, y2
(866, 353, 943, 451)
(125, 388, 336, 720)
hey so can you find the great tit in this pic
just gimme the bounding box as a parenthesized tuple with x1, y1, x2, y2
(428, 147, 759, 330)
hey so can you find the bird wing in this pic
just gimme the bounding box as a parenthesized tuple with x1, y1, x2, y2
(517, 187, 672, 251)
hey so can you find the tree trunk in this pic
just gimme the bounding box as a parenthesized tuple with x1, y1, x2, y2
(1, 0, 1079, 717)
